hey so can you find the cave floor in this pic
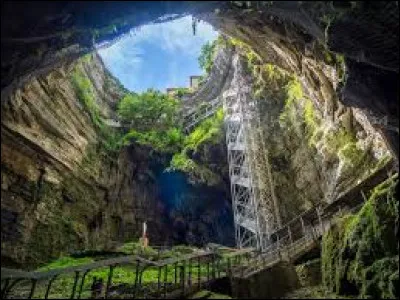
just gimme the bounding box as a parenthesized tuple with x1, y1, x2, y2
(189, 289, 232, 299)
(280, 285, 358, 299)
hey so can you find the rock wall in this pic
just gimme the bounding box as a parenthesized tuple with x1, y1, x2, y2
(1, 53, 165, 268)
(321, 174, 398, 298)
(2, 2, 397, 161)
(231, 261, 301, 299)
(1, 50, 236, 268)
(160, 140, 235, 247)
(201, 1, 399, 160)
(219, 44, 392, 226)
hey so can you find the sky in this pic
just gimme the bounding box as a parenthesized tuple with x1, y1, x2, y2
(98, 16, 219, 93)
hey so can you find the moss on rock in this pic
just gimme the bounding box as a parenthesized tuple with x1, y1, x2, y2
(321, 173, 399, 298)
(296, 258, 322, 287)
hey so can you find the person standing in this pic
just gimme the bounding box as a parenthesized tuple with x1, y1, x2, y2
(141, 221, 149, 249)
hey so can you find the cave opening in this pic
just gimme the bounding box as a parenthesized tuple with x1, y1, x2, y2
(86, 15, 236, 249)
(1, 2, 398, 299)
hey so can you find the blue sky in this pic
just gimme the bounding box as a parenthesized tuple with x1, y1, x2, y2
(98, 16, 218, 93)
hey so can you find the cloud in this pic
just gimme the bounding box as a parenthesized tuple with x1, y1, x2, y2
(98, 15, 218, 91)
(99, 39, 143, 70)
(128, 16, 218, 55)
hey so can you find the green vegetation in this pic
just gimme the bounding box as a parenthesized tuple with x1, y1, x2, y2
(25, 242, 230, 299)
(169, 152, 221, 186)
(115, 87, 225, 185)
(37, 256, 94, 271)
(116, 87, 225, 184)
(190, 290, 232, 299)
(338, 141, 367, 167)
(71, 66, 103, 128)
(122, 128, 184, 153)
(185, 108, 224, 152)
(321, 174, 399, 299)
(325, 127, 356, 154)
(118, 89, 184, 153)
(71, 62, 123, 157)
(174, 87, 192, 97)
(118, 89, 180, 131)
(198, 39, 218, 74)
(228, 36, 290, 101)
(303, 98, 319, 137)
(167, 108, 224, 186)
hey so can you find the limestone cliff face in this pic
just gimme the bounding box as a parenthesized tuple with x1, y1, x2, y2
(0, 50, 236, 268)
(221, 47, 393, 225)
(2, 2, 397, 160)
(1, 53, 165, 268)
(201, 1, 398, 160)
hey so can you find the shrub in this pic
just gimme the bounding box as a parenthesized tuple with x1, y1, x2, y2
(184, 108, 224, 151)
(118, 89, 180, 131)
(122, 127, 184, 153)
(118, 89, 184, 153)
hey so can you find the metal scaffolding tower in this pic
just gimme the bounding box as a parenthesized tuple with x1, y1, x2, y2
(182, 60, 281, 251)
(222, 83, 281, 251)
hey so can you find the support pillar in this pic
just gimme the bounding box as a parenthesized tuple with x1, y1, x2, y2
(300, 216, 305, 237)
(288, 225, 293, 244)
(316, 206, 323, 235)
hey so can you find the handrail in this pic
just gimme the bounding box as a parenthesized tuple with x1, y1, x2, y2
(143, 251, 215, 267)
(1, 255, 142, 280)
(0, 251, 219, 282)
(231, 194, 367, 280)
(1, 173, 386, 298)
(1, 246, 256, 299)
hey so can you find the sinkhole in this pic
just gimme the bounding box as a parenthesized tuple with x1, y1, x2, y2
(0, 3, 398, 299)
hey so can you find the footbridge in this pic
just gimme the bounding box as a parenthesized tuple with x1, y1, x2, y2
(1, 167, 392, 299)
(2, 42, 394, 298)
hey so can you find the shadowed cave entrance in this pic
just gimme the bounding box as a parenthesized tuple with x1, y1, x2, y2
(0, 2, 398, 299)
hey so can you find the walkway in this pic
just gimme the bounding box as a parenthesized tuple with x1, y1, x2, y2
(1, 167, 390, 299)
(1, 247, 253, 299)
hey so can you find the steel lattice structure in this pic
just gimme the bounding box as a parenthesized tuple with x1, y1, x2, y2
(182, 57, 282, 251)
(222, 81, 282, 250)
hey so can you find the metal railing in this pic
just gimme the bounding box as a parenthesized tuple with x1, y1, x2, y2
(229, 197, 367, 279)
(182, 97, 222, 133)
(1, 247, 254, 299)
(1, 155, 381, 298)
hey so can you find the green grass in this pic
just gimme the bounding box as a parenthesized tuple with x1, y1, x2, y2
(37, 256, 94, 271)
(21, 242, 234, 299)
(8, 240, 246, 299)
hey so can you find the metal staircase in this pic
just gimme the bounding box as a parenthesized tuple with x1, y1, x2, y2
(182, 80, 281, 251)
(222, 86, 281, 251)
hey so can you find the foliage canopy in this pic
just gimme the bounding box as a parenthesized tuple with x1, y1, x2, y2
(198, 40, 218, 74)
(118, 89, 180, 132)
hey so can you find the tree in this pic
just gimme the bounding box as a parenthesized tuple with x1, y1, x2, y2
(117, 89, 184, 153)
(198, 40, 217, 74)
(117, 89, 180, 131)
